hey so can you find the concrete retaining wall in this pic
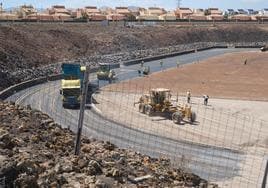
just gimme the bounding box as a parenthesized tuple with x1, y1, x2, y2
(122, 49, 197, 66)
(0, 75, 62, 100)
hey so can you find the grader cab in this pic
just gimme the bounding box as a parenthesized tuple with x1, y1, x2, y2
(136, 88, 196, 124)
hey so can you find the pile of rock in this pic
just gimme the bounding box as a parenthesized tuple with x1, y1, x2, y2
(0, 101, 217, 187)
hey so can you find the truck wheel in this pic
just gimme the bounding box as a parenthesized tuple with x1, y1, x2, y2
(139, 104, 145, 113)
(145, 105, 152, 116)
(172, 112, 182, 124)
(190, 112, 196, 123)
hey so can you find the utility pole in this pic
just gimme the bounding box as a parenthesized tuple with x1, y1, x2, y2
(75, 66, 90, 155)
(0, 2, 3, 14)
(177, 0, 182, 8)
(262, 157, 268, 187)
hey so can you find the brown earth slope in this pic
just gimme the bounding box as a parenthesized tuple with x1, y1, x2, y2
(106, 51, 268, 101)
(0, 24, 268, 72)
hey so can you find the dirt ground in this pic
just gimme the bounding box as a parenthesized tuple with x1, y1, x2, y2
(99, 51, 268, 147)
(94, 51, 268, 187)
(105, 51, 268, 101)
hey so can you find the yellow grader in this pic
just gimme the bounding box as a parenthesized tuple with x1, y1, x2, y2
(135, 88, 196, 124)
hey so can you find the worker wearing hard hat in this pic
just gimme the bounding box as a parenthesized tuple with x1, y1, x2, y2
(186, 91, 191, 103)
(203, 95, 209, 106)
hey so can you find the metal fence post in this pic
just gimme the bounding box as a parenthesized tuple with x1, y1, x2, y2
(262, 159, 268, 188)
(0, 176, 5, 188)
(75, 66, 90, 155)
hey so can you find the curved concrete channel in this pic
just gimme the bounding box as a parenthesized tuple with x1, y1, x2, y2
(6, 48, 257, 182)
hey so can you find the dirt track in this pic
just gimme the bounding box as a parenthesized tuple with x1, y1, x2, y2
(106, 51, 268, 101)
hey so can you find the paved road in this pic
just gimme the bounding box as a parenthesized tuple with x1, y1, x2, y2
(6, 48, 257, 181)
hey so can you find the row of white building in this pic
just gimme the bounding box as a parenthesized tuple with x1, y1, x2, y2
(0, 5, 268, 21)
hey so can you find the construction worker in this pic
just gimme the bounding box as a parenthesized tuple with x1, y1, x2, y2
(203, 95, 209, 106)
(160, 60, 163, 70)
(140, 61, 144, 67)
(176, 60, 180, 68)
(186, 91, 191, 103)
(244, 59, 247, 65)
(138, 69, 141, 76)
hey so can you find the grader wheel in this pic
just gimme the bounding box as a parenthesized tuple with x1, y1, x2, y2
(145, 105, 153, 116)
(190, 112, 196, 123)
(172, 112, 182, 124)
(139, 104, 145, 113)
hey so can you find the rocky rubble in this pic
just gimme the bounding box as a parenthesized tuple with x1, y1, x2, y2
(0, 101, 217, 187)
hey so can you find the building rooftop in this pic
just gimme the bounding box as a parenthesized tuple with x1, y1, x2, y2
(52, 5, 65, 9)
(115, 7, 130, 14)
(84, 6, 100, 14)
(148, 7, 162, 10)
(208, 8, 222, 15)
(176, 7, 192, 13)
(208, 8, 219, 10)
(50, 5, 70, 14)
(85, 6, 97, 9)
(20, 5, 37, 14)
(115, 7, 128, 10)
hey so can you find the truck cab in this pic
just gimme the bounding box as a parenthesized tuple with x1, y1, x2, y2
(61, 80, 81, 108)
(60, 64, 86, 108)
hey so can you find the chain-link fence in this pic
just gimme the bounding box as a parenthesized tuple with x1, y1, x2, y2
(0, 177, 6, 188)
(6, 56, 268, 188)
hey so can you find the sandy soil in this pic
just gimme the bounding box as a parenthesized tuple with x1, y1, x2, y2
(105, 51, 268, 101)
(94, 51, 268, 187)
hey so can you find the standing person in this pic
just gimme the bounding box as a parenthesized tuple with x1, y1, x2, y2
(141, 60, 144, 67)
(176, 60, 180, 68)
(244, 59, 247, 65)
(160, 60, 163, 70)
(203, 95, 209, 106)
(186, 91, 191, 103)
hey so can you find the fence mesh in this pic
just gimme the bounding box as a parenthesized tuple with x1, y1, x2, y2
(0, 177, 5, 188)
(6, 62, 268, 188)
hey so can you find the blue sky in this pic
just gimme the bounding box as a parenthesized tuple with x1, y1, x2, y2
(2, 0, 268, 10)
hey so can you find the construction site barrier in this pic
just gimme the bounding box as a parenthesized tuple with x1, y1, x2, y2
(123, 49, 197, 66)
(235, 45, 263, 48)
